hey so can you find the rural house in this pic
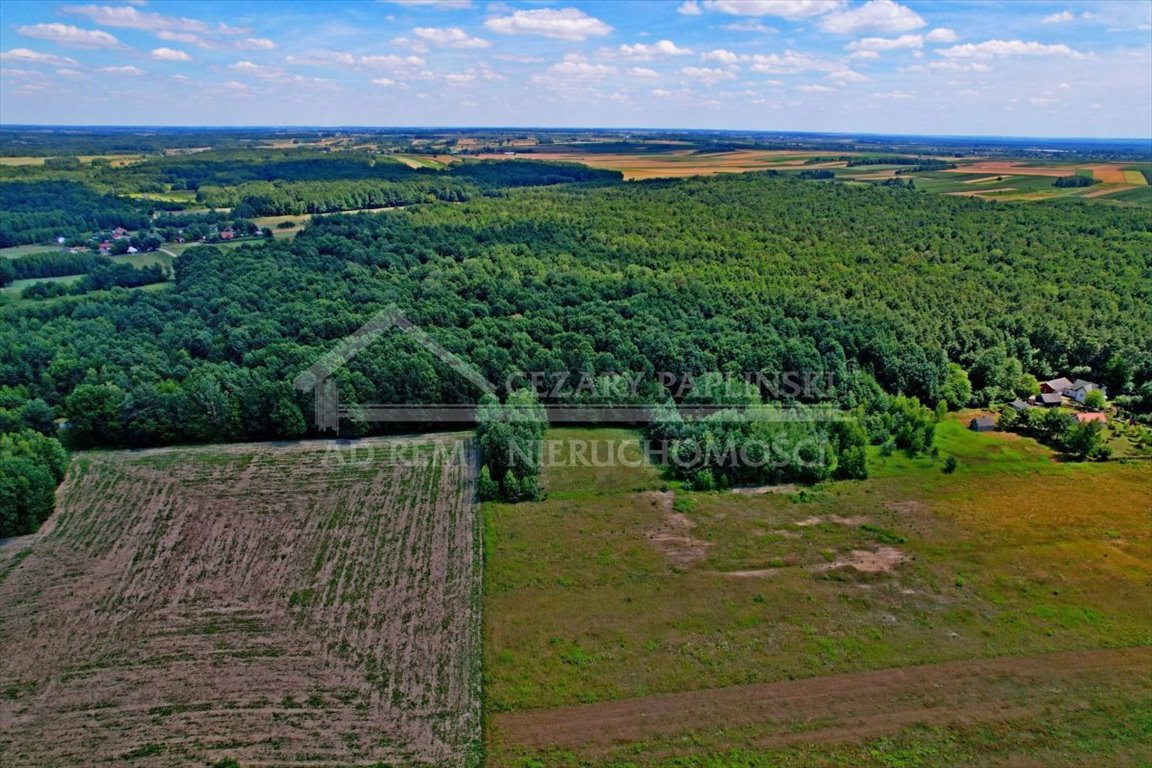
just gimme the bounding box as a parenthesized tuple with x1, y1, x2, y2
(1066, 379, 1106, 404)
(1009, 399, 1032, 412)
(970, 416, 996, 432)
(1074, 412, 1108, 424)
(1041, 377, 1073, 395)
(1038, 392, 1063, 407)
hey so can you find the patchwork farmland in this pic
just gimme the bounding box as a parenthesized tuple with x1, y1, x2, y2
(0, 436, 482, 767)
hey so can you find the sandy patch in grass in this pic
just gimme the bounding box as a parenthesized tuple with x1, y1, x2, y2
(795, 515, 868, 527)
(719, 569, 779, 578)
(731, 484, 801, 496)
(643, 492, 712, 568)
(815, 546, 906, 574)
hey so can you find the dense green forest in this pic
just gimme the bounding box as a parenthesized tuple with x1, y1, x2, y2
(1, 172, 1148, 451)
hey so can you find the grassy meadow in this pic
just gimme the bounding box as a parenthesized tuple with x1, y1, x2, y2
(483, 419, 1152, 767)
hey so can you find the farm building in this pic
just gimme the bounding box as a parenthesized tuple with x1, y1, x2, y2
(1074, 412, 1107, 424)
(970, 417, 996, 432)
(1038, 392, 1063, 407)
(1066, 380, 1106, 404)
(1009, 399, 1032, 412)
(1041, 377, 1073, 395)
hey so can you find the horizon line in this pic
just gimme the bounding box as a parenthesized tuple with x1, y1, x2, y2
(1, 124, 1150, 144)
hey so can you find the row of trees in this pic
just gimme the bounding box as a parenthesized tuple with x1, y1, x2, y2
(476, 390, 547, 502)
(0, 252, 109, 287)
(0, 386, 67, 538)
(17, 263, 169, 300)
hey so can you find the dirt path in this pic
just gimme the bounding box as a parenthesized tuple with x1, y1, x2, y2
(493, 647, 1151, 756)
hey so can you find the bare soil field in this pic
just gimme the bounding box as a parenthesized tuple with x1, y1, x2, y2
(0, 435, 482, 767)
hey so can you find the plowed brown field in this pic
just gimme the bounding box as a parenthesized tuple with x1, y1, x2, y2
(0, 435, 482, 767)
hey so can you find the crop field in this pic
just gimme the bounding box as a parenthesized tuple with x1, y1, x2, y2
(475, 148, 850, 179)
(0, 435, 483, 767)
(484, 422, 1152, 767)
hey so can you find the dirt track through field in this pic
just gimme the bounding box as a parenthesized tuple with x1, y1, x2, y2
(0, 436, 481, 767)
(493, 647, 1151, 756)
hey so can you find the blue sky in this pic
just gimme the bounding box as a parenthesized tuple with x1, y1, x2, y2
(1, 0, 1150, 137)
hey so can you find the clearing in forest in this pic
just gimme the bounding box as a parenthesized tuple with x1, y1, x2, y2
(0, 435, 482, 768)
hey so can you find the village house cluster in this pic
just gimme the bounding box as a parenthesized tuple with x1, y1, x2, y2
(971, 375, 1109, 432)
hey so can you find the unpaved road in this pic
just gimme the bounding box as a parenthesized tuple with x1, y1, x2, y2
(494, 647, 1151, 755)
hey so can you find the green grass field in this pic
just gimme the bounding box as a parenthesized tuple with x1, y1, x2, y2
(0, 245, 61, 260)
(0, 274, 80, 300)
(484, 419, 1152, 767)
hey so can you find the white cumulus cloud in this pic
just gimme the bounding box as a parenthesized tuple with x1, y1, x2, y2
(97, 65, 145, 75)
(413, 27, 490, 48)
(0, 48, 79, 67)
(237, 38, 277, 50)
(819, 0, 925, 35)
(17, 23, 120, 48)
(701, 48, 741, 64)
(847, 33, 924, 52)
(61, 4, 244, 35)
(939, 39, 1091, 60)
(680, 66, 736, 83)
(1041, 11, 1075, 24)
(359, 54, 427, 68)
(925, 27, 957, 43)
(698, 1, 845, 19)
(619, 40, 694, 59)
(485, 8, 612, 41)
(150, 47, 190, 61)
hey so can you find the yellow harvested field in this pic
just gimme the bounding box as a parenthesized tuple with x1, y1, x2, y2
(962, 176, 1007, 184)
(473, 149, 857, 180)
(1122, 170, 1148, 185)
